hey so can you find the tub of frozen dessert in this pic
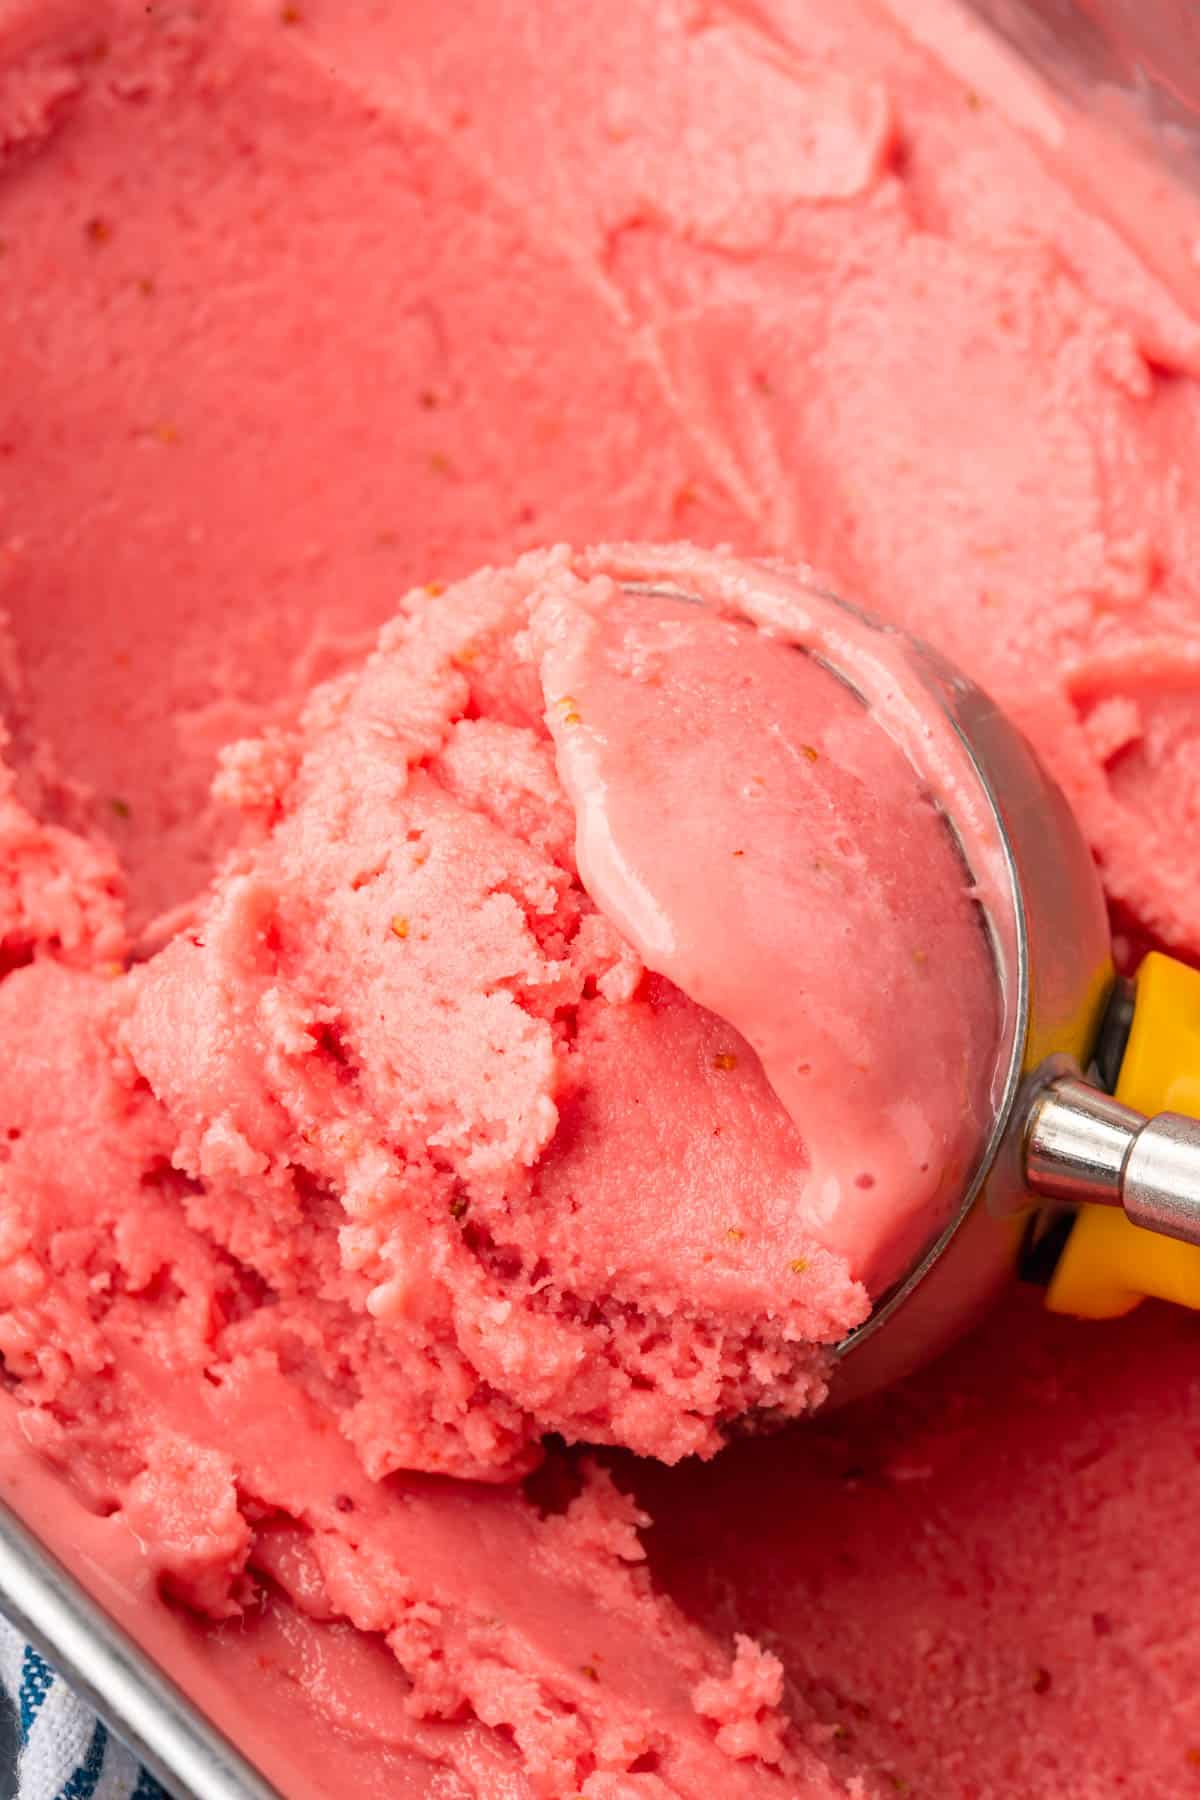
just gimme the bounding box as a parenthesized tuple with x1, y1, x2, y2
(3, 2, 1200, 1796)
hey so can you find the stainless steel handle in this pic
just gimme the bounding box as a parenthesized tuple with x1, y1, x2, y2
(0, 1494, 282, 1800)
(1025, 1073, 1200, 1245)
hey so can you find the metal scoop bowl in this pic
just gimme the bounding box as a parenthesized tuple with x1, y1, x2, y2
(599, 544, 1200, 1405)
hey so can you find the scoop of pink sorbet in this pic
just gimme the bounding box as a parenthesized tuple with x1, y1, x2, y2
(536, 564, 999, 1295)
(62, 544, 990, 1482)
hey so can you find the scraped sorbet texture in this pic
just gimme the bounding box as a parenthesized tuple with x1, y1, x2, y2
(120, 554, 914, 1482)
(5, 0, 1200, 1795)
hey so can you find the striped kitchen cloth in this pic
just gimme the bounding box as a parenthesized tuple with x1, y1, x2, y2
(0, 1618, 165, 1800)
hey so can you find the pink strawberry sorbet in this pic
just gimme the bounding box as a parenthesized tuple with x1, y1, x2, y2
(3, 0, 1200, 1796)
(0, 533, 999, 1794)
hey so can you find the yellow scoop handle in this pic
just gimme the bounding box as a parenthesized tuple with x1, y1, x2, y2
(1046, 951, 1200, 1318)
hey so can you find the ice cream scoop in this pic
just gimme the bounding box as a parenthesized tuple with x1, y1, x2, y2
(563, 547, 1200, 1404)
(4, 544, 1200, 1800)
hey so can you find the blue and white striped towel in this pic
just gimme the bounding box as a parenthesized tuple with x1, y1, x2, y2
(0, 1619, 165, 1800)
